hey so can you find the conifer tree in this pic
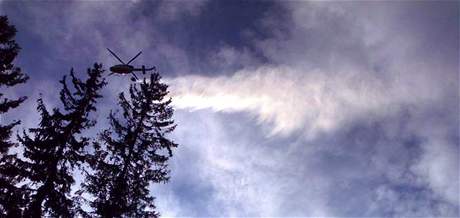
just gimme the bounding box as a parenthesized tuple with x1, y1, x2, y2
(0, 16, 29, 217)
(19, 64, 106, 217)
(84, 73, 177, 217)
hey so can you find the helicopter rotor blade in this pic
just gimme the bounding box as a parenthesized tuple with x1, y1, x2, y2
(131, 72, 139, 81)
(107, 48, 125, 64)
(127, 51, 142, 65)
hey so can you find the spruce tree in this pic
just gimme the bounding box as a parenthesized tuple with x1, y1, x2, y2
(0, 16, 29, 217)
(19, 64, 106, 217)
(84, 73, 177, 217)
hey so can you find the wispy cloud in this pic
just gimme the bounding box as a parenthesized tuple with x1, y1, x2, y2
(167, 64, 443, 137)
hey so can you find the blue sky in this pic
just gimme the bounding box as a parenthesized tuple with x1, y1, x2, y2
(1, 1, 459, 217)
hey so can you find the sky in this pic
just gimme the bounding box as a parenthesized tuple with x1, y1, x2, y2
(1, 0, 459, 217)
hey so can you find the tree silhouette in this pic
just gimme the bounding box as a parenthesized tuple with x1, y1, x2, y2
(19, 64, 106, 217)
(84, 73, 177, 217)
(0, 16, 29, 217)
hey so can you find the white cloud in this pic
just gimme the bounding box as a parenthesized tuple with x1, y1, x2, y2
(152, 109, 336, 216)
(160, 1, 459, 216)
(166, 63, 443, 137)
(411, 133, 459, 205)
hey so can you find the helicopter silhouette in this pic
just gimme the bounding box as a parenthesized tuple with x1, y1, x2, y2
(107, 48, 156, 81)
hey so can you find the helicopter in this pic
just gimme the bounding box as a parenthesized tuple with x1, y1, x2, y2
(107, 48, 156, 81)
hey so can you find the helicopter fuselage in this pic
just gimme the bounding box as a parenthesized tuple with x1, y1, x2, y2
(110, 64, 134, 74)
(107, 48, 155, 81)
